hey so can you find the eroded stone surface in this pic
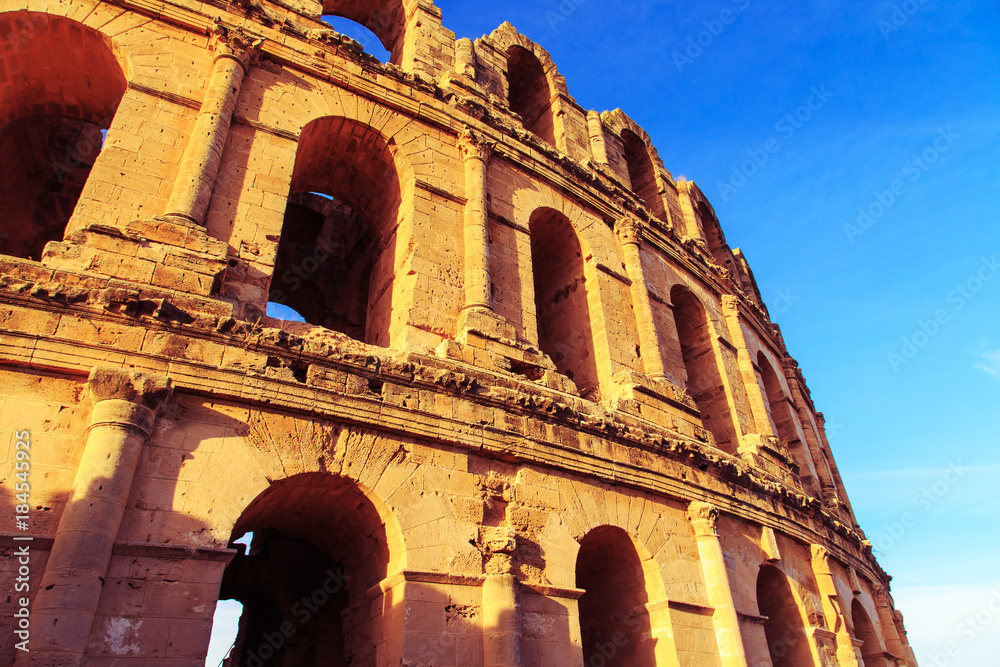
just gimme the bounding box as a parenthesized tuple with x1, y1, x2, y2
(0, 1, 916, 665)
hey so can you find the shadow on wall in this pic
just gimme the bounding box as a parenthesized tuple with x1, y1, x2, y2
(267, 116, 404, 348)
(216, 472, 396, 667)
(576, 526, 657, 667)
(756, 565, 814, 667)
(529, 207, 600, 400)
(0, 12, 127, 261)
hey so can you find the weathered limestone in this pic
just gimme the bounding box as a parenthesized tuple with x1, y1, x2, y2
(689, 503, 748, 667)
(460, 129, 495, 316)
(617, 216, 668, 380)
(17, 368, 171, 665)
(811, 545, 862, 667)
(0, 0, 917, 664)
(165, 25, 261, 225)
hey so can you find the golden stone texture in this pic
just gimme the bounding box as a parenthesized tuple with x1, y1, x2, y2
(0, 0, 917, 665)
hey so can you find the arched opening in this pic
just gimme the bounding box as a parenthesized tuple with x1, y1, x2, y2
(506, 46, 557, 146)
(696, 202, 730, 264)
(670, 285, 738, 453)
(621, 130, 666, 221)
(756, 352, 798, 445)
(321, 0, 406, 64)
(529, 207, 600, 399)
(321, 15, 391, 62)
(576, 526, 656, 667)
(216, 473, 401, 666)
(270, 118, 404, 347)
(756, 565, 815, 667)
(756, 351, 822, 492)
(0, 13, 127, 261)
(851, 599, 885, 667)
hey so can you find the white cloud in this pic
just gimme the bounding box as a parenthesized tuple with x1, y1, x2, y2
(974, 350, 1000, 379)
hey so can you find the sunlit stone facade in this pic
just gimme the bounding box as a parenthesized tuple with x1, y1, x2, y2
(0, 0, 917, 664)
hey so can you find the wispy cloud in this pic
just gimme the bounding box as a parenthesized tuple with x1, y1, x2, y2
(974, 349, 1000, 380)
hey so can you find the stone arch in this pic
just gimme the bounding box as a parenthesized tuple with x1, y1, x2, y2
(851, 597, 888, 667)
(602, 109, 671, 213)
(506, 45, 557, 147)
(575, 526, 658, 667)
(487, 23, 572, 152)
(319, 0, 437, 67)
(0, 11, 129, 261)
(529, 206, 601, 399)
(271, 116, 413, 348)
(620, 129, 668, 222)
(695, 200, 734, 268)
(219, 471, 406, 666)
(756, 564, 816, 667)
(754, 349, 822, 494)
(670, 284, 739, 453)
(756, 351, 798, 445)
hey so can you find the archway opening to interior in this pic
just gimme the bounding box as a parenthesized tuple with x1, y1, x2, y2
(320, 0, 406, 64)
(756, 565, 814, 667)
(756, 351, 819, 492)
(321, 15, 392, 62)
(696, 202, 731, 266)
(0, 13, 126, 261)
(756, 352, 799, 446)
(851, 599, 886, 667)
(621, 129, 666, 221)
(506, 45, 557, 146)
(670, 285, 738, 453)
(529, 207, 600, 399)
(216, 473, 397, 667)
(576, 526, 656, 667)
(269, 118, 403, 347)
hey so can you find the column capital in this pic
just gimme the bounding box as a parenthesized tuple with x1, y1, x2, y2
(88, 367, 173, 412)
(721, 294, 740, 314)
(616, 214, 644, 246)
(459, 128, 494, 163)
(210, 22, 263, 72)
(810, 544, 833, 572)
(688, 501, 720, 537)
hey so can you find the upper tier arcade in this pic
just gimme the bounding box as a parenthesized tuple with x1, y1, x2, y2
(0, 0, 917, 665)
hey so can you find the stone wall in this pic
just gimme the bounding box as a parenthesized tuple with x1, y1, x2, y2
(0, 0, 917, 665)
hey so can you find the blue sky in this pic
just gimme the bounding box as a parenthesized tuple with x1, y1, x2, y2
(230, 2, 1000, 664)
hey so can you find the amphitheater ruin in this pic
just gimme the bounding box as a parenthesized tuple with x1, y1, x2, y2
(0, 0, 918, 664)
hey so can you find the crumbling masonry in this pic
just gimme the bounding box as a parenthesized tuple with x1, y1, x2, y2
(0, 0, 918, 665)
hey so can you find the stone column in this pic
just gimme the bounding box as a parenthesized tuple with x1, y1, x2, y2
(809, 545, 860, 667)
(721, 295, 775, 436)
(782, 359, 842, 504)
(481, 528, 523, 667)
(617, 215, 667, 379)
(676, 181, 702, 240)
(815, 411, 857, 520)
(165, 24, 261, 224)
(872, 586, 907, 662)
(455, 37, 477, 79)
(20, 368, 172, 665)
(892, 609, 919, 666)
(688, 502, 747, 667)
(459, 129, 494, 315)
(586, 110, 608, 165)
